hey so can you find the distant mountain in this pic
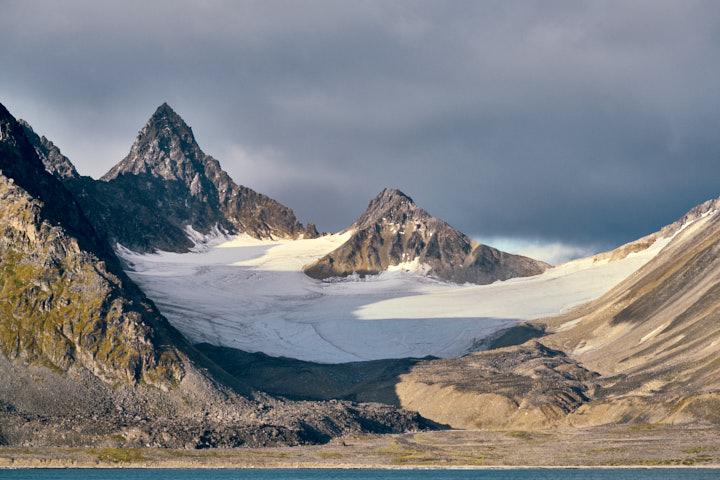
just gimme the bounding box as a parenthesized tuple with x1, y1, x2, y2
(390, 197, 720, 430)
(0, 102, 430, 447)
(66, 103, 317, 252)
(304, 188, 549, 284)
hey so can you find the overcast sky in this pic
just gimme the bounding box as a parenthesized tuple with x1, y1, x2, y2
(2, 0, 720, 263)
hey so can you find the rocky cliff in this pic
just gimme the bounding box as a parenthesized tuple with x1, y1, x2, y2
(304, 188, 549, 284)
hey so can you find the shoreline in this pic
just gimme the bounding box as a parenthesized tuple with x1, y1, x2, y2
(2, 465, 720, 470)
(2, 426, 719, 470)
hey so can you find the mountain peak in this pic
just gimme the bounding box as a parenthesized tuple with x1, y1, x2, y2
(380, 187, 412, 200)
(352, 187, 425, 231)
(376, 188, 414, 205)
(141, 102, 194, 146)
(307, 187, 549, 284)
(91, 103, 312, 251)
(101, 104, 201, 182)
(150, 102, 183, 124)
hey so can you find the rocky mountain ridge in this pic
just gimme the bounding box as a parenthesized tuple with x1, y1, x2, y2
(64, 103, 317, 253)
(304, 188, 550, 284)
(18, 119, 79, 181)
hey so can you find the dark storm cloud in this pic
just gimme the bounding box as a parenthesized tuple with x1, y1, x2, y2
(2, 0, 720, 254)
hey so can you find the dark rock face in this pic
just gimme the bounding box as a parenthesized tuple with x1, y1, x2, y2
(18, 120, 79, 181)
(304, 188, 549, 284)
(0, 102, 433, 447)
(68, 103, 316, 253)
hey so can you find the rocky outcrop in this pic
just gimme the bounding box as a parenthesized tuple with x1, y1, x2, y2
(0, 102, 433, 447)
(304, 188, 549, 284)
(66, 103, 316, 253)
(395, 342, 598, 430)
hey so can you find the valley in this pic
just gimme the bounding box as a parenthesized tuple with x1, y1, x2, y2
(2, 100, 720, 455)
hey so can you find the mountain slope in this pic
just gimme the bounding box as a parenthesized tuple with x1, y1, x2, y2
(538, 196, 720, 423)
(0, 102, 431, 447)
(1, 101, 197, 413)
(391, 198, 720, 429)
(66, 103, 316, 253)
(304, 188, 549, 284)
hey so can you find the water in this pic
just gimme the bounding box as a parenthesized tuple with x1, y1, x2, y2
(0, 469, 717, 480)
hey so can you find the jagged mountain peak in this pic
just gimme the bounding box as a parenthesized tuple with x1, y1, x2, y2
(101, 103, 202, 182)
(143, 102, 194, 140)
(154, 101, 175, 117)
(378, 187, 413, 202)
(368, 188, 415, 210)
(83, 103, 314, 252)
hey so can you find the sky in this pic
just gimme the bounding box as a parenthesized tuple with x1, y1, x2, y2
(2, 0, 720, 264)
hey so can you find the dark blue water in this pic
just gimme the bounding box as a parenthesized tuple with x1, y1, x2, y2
(0, 469, 717, 480)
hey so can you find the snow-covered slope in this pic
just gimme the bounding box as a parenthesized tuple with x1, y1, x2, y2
(119, 228, 676, 363)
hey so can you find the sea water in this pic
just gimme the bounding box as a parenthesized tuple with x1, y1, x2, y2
(0, 469, 718, 480)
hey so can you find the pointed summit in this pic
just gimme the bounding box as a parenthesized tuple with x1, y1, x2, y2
(352, 187, 427, 231)
(143, 102, 194, 141)
(364, 188, 415, 213)
(376, 187, 413, 203)
(102, 103, 202, 182)
(305, 188, 549, 284)
(78, 104, 315, 252)
(154, 101, 175, 116)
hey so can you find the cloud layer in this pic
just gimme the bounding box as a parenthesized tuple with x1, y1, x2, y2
(2, 0, 720, 252)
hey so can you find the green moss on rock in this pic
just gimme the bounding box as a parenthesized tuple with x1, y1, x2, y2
(0, 174, 184, 388)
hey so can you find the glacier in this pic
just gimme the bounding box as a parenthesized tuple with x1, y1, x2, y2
(118, 232, 671, 363)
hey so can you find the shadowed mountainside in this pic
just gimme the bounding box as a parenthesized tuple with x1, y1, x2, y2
(196, 343, 430, 406)
(18, 119, 79, 181)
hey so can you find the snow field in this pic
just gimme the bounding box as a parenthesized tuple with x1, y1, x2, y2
(119, 232, 671, 363)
